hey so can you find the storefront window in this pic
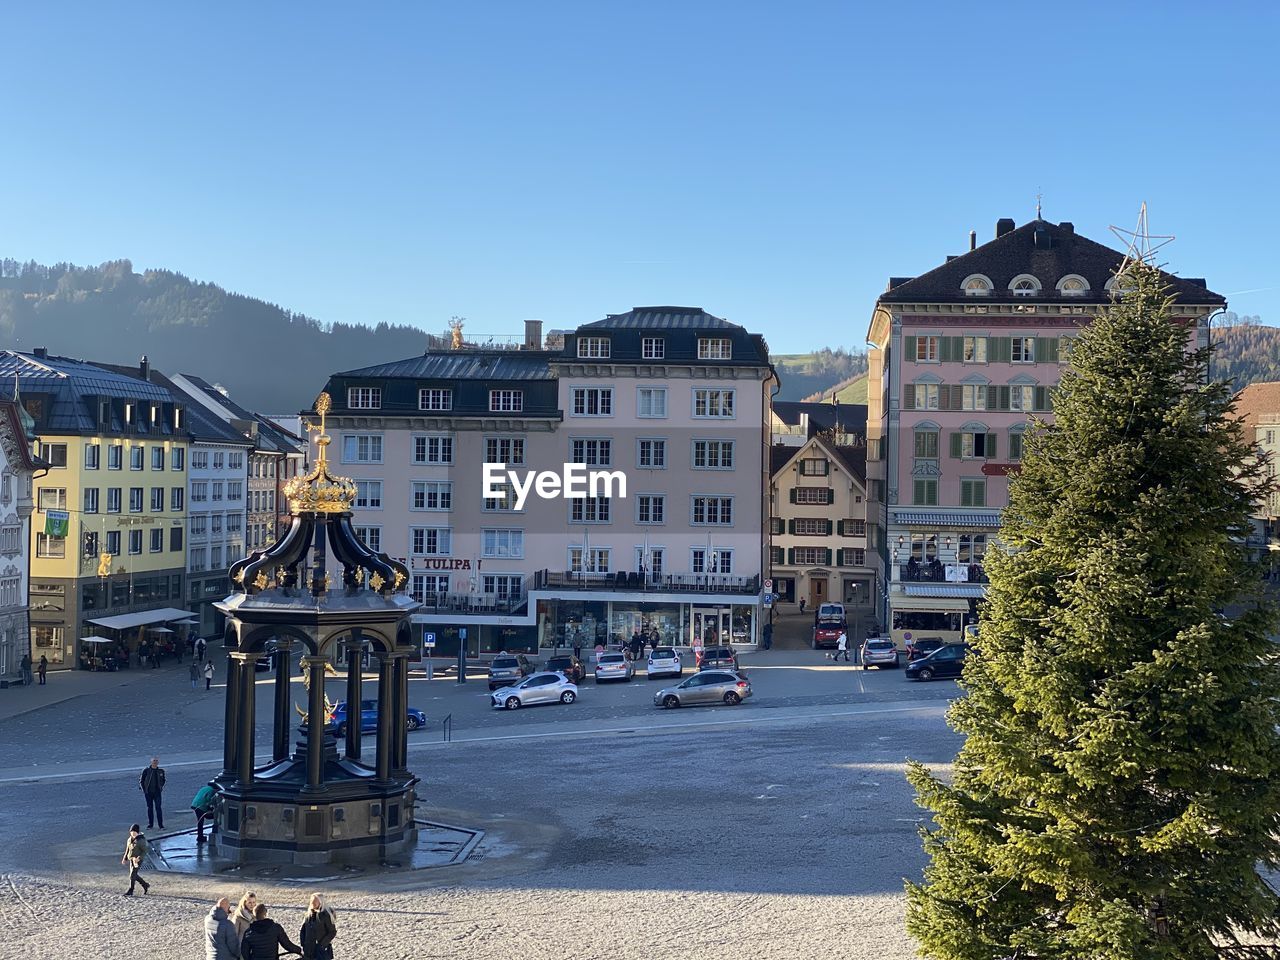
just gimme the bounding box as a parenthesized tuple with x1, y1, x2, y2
(32, 625, 64, 664)
(731, 605, 755, 644)
(610, 602, 682, 649)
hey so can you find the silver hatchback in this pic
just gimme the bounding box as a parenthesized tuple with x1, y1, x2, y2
(861, 638, 900, 669)
(653, 670, 751, 708)
(595, 651, 634, 683)
(490, 672, 578, 710)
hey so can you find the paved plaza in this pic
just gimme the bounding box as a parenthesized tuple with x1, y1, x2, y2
(3, 613, 962, 959)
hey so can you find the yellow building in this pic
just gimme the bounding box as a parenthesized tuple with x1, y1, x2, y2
(1, 351, 192, 670)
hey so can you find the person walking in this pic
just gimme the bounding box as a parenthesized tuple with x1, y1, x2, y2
(197, 637, 207, 663)
(204, 659, 216, 691)
(834, 630, 849, 663)
(241, 903, 302, 960)
(19, 652, 31, 686)
(205, 896, 240, 960)
(120, 824, 150, 896)
(37, 654, 47, 685)
(192, 783, 218, 844)
(140, 756, 166, 829)
(233, 892, 258, 942)
(190, 661, 200, 690)
(762, 622, 773, 651)
(300, 893, 337, 960)
(798, 597, 806, 615)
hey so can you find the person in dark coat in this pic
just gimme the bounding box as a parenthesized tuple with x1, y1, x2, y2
(140, 756, 165, 829)
(241, 903, 301, 960)
(121, 824, 150, 895)
(205, 896, 240, 960)
(19, 652, 31, 685)
(300, 893, 337, 960)
(37, 654, 47, 685)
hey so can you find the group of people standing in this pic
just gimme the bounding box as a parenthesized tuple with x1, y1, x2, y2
(16, 652, 47, 685)
(205, 891, 338, 960)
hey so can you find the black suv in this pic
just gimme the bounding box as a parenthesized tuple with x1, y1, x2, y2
(906, 637, 945, 662)
(699, 646, 739, 671)
(544, 655, 586, 685)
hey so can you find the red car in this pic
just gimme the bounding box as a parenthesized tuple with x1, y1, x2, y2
(812, 618, 844, 650)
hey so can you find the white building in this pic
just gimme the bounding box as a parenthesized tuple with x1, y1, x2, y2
(0, 400, 43, 684)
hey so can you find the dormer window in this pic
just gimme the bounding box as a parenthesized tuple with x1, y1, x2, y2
(962, 275, 993, 297)
(1057, 275, 1089, 296)
(1010, 275, 1042, 297)
(641, 337, 665, 360)
(697, 337, 732, 360)
(577, 337, 611, 359)
(348, 387, 381, 409)
(489, 390, 524, 413)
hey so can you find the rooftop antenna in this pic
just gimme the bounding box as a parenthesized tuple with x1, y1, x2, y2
(1109, 202, 1175, 276)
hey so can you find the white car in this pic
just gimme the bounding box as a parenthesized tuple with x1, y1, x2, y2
(595, 651, 634, 683)
(646, 646, 683, 679)
(490, 672, 578, 710)
(817, 602, 846, 624)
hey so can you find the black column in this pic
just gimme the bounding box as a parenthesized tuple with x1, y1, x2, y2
(237, 655, 257, 785)
(393, 653, 409, 773)
(374, 654, 393, 782)
(303, 655, 327, 791)
(272, 641, 291, 762)
(344, 633, 364, 761)
(221, 654, 241, 778)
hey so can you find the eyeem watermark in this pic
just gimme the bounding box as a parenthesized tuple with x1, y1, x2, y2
(482, 463, 628, 511)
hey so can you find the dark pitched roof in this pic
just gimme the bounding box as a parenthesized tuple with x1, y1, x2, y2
(829, 444, 868, 486)
(177, 374, 304, 454)
(335, 352, 554, 381)
(578, 307, 741, 331)
(771, 444, 798, 477)
(878, 219, 1225, 306)
(773, 401, 868, 436)
(0, 351, 174, 433)
(770, 437, 868, 486)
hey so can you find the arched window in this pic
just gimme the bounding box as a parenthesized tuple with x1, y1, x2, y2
(962, 275, 993, 297)
(1057, 274, 1089, 296)
(1009, 274, 1042, 297)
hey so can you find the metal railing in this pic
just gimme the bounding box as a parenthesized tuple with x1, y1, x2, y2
(533, 569, 761, 595)
(441, 714, 452, 743)
(898, 562, 989, 584)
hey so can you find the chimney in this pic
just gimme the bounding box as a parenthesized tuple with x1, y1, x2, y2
(969, 230, 977, 251)
(1059, 221, 1074, 234)
(33, 347, 47, 359)
(524, 319, 543, 350)
(996, 218, 1016, 238)
(139, 355, 150, 381)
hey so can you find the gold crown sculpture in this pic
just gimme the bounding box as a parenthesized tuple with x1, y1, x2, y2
(282, 392, 360, 514)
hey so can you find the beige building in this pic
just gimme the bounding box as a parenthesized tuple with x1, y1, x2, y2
(0, 401, 43, 684)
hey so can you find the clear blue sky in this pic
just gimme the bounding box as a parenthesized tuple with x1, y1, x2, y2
(2, 1, 1276, 352)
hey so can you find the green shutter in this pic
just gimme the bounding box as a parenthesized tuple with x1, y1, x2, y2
(826, 488, 835, 505)
(787, 519, 796, 534)
(960, 481, 971, 508)
(998, 385, 1010, 410)
(904, 385, 916, 410)
(928, 481, 938, 506)
(987, 385, 998, 410)
(1009, 432, 1023, 461)
(937, 337, 950, 362)
(986, 433, 997, 459)
(1035, 386, 1049, 411)
(1040, 337, 1060, 363)
(836, 519, 845, 536)
(992, 337, 1012, 362)
(824, 519, 834, 535)
(949, 432, 962, 458)
(950, 336, 964, 362)
(823, 548, 833, 566)
(787, 548, 795, 565)
(904, 336, 917, 361)
(974, 481, 986, 507)
(938, 385, 950, 410)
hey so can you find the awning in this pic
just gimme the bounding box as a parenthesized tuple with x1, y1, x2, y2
(903, 583, 987, 598)
(892, 595, 972, 613)
(80, 636, 115, 645)
(148, 627, 174, 634)
(894, 511, 1001, 528)
(85, 608, 194, 631)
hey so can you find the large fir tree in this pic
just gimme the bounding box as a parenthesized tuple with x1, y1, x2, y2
(906, 263, 1280, 959)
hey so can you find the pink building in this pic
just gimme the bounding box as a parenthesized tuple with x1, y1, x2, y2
(865, 217, 1224, 645)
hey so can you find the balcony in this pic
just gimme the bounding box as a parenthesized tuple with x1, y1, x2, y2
(533, 569, 761, 595)
(410, 591, 527, 614)
(899, 561, 989, 584)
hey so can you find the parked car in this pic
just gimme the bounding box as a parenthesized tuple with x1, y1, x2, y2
(905, 643, 970, 681)
(488, 654, 537, 691)
(646, 646, 683, 679)
(699, 646, 739, 671)
(906, 636, 945, 661)
(816, 601, 846, 625)
(544, 655, 586, 684)
(491, 672, 578, 710)
(595, 651, 634, 683)
(860, 637, 899, 669)
(654, 670, 752, 708)
(329, 699, 428, 737)
(812, 618, 844, 650)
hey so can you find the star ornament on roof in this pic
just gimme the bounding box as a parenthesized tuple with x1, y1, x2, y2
(1109, 201, 1176, 279)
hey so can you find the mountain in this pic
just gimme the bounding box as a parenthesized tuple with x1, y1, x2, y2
(772, 349, 868, 401)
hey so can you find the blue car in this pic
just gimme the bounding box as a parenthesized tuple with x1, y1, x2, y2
(329, 699, 427, 736)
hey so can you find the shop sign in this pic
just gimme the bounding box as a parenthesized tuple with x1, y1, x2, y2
(410, 557, 473, 571)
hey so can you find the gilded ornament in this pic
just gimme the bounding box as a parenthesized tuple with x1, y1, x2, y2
(233, 567, 246, 585)
(323, 572, 332, 591)
(284, 391, 359, 515)
(354, 566, 365, 585)
(370, 571, 386, 592)
(253, 571, 269, 591)
(393, 570, 406, 590)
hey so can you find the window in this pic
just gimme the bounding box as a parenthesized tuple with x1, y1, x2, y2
(171, 447, 185, 471)
(347, 387, 381, 409)
(355, 481, 382, 509)
(39, 443, 67, 468)
(1012, 337, 1036, 363)
(228, 452, 243, 470)
(1009, 431, 1024, 462)
(913, 479, 939, 506)
(842, 519, 867, 537)
(570, 496, 611, 523)
(482, 528, 524, 558)
(151, 447, 164, 470)
(129, 529, 143, 555)
(799, 457, 828, 476)
(128, 487, 143, 512)
(210, 545, 222, 568)
(419, 388, 453, 411)
(569, 547, 610, 573)
(962, 275, 992, 296)
(108, 444, 122, 470)
(226, 513, 242, 533)
(84, 444, 100, 470)
(697, 337, 732, 360)
(638, 439, 666, 469)
(83, 531, 99, 559)
(962, 384, 987, 411)
(691, 496, 733, 525)
(794, 487, 831, 505)
(642, 337, 665, 359)
(213, 452, 225, 470)
(963, 337, 987, 363)
(956, 431, 997, 459)
(637, 387, 667, 418)
(1058, 275, 1089, 296)
(795, 518, 828, 536)
(147, 487, 162, 511)
(577, 336, 611, 359)
(483, 480, 516, 511)
(191, 547, 206, 571)
(484, 437, 524, 465)
(914, 430, 939, 459)
(191, 451, 209, 470)
(411, 481, 452, 511)
(211, 514, 223, 535)
(571, 387, 613, 416)
(165, 487, 181, 511)
(571, 438, 612, 466)
(212, 482, 223, 501)
(1010, 275, 1041, 297)
(170, 528, 183, 552)
(915, 336, 939, 362)
(692, 440, 734, 469)
(411, 574, 451, 600)
(130, 446, 144, 470)
(106, 530, 121, 556)
(413, 435, 454, 464)
(38, 488, 67, 511)
(410, 526, 451, 556)
(150, 529, 163, 553)
(693, 389, 734, 418)
(226, 482, 242, 502)
(191, 515, 208, 537)
(354, 526, 382, 552)
(482, 574, 523, 600)
(911, 384, 940, 410)
(489, 390, 524, 413)
(342, 435, 383, 463)
(636, 494, 665, 524)
(106, 488, 122, 513)
(36, 533, 65, 558)
(960, 478, 987, 507)
(957, 533, 988, 562)
(83, 488, 99, 514)
(793, 547, 825, 566)
(1010, 385, 1035, 412)
(691, 548, 732, 574)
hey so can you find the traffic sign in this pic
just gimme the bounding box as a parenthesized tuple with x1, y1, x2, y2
(424, 632, 436, 648)
(764, 578, 773, 592)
